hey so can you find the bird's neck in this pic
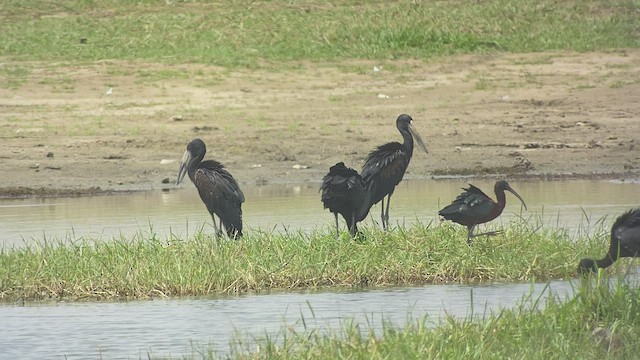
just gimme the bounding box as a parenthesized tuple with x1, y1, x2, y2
(401, 130, 414, 156)
(495, 190, 507, 210)
(187, 154, 205, 181)
(596, 254, 615, 269)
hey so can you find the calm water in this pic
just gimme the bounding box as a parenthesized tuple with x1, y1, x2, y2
(0, 278, 586, 359)
(0, 179, 638, 249)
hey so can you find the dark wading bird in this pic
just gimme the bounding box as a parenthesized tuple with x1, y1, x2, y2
(320, 162, 366, 237)
(439, 180, 527, 245)
(578, 208, 640, 274)
(177, 139, 245, 238)
(357, 114, 428, 231)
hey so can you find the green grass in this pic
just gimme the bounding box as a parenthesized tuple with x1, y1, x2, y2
(218, 276, 640, 359)
(0, 64, 31, 89)
(1, 1, 638, 67)
(0, 218, 614, 302)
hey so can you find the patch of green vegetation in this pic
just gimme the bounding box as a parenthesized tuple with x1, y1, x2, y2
(246, 115, 271, 129)
(523, 71, 542, 86)
(604, 63, 632, 69)
(38, 75, 76, 92)
(0, 1, 638, 67)
(432, 165, 525, 176)
(105, 67, 134, 77)
(574, 83, 598, 90)
(474, 78, 491, 90)
(0, 64, 30, 89)
(105, 101, 164, 110)
(137, 68, 190, 81)
(336, 65, 373, 75)
(222, 277, 640, 359)
(609, 80, 628, 88)
(512, 55, 556, 65)
(0, 219, 611, 302)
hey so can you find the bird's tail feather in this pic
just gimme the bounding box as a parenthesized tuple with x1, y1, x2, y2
(220, 209, 243, 239)
(355, 190, 373, 222)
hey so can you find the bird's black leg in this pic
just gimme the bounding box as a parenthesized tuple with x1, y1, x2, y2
(384, 194, 391, 231)
(380, 197, 386, 231)
(334, 213, 340, 239)
(349, 212, 356, 237)
(211, 213, 221, 239)
(467, 224, 502, 245)
(466, 224, 476, 246)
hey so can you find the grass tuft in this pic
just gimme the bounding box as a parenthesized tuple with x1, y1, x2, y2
(0, 219, 615, 302)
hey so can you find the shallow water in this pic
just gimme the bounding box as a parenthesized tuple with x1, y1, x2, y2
(0, 279, 581, 359)
(1, 179, 638, 249)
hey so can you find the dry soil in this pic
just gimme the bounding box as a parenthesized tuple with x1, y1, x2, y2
(1, 50, 639, 197)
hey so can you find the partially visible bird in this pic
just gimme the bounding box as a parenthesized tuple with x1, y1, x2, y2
(439, 180, 527, 245)
(177, 138, 245, 238)
(357, 114, 428, 230)
(578, 208, 640, 274)
(320, 162, 366, 237)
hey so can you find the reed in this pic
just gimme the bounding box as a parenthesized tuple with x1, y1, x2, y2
(0, 217, 615, 302)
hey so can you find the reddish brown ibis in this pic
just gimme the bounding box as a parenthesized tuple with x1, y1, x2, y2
(439, 180, 527, 245)
(357, 114, 428, 230)
(320, 162, 366, 237)
(177, 138, 245, 238)
(578, 208, 640, 274)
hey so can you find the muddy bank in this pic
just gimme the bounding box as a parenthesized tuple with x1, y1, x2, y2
(1, 51, 639, 198)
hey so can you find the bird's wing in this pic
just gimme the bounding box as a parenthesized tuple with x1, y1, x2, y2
(321, 163, 365, 208)
(439, 185, 495, 220)
(195, 165, 244, 205)
(360, 142, 408, 185)
(194, 162, 244, 235)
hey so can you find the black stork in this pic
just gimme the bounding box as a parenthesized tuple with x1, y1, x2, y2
(578, 208, 640, 274)
(177, 138, 245, 238)
(320, 162, 366, 237)
(357, 114, 428, 231)
(439, 180, 527, 245)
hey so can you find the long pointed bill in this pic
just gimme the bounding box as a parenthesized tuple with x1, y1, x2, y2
(408, 123, 428, 154)
(506, 186, 528, 211)
(176, 150, 191, 185)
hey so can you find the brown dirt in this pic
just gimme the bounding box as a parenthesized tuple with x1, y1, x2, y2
(1, 50, 639, 197)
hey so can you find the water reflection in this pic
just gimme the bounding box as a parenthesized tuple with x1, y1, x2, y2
(1, 179, 638, 248)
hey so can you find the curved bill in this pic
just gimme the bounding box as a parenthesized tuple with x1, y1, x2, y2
(505, 185, 528, 211)
(408, 123, 428, 154)
(176, 149, 191, 185)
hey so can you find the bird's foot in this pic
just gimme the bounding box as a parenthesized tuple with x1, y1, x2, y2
(353, 231, 367, 242)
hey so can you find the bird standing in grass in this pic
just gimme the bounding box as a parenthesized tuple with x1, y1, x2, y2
(578, 208, 640, 274)
(177, 138, 245, 238)
(320, 162, 366, 237)
(439, 180, 527, 245)
(357, 114, 428, 230)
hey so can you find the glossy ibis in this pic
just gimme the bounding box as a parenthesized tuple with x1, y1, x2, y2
(578, 208, 640, 274)
(358, 114, 428, 230)
(320, 162, 366, 237)
(439, 180, 527, 245)
(177, 138, 245, 238)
